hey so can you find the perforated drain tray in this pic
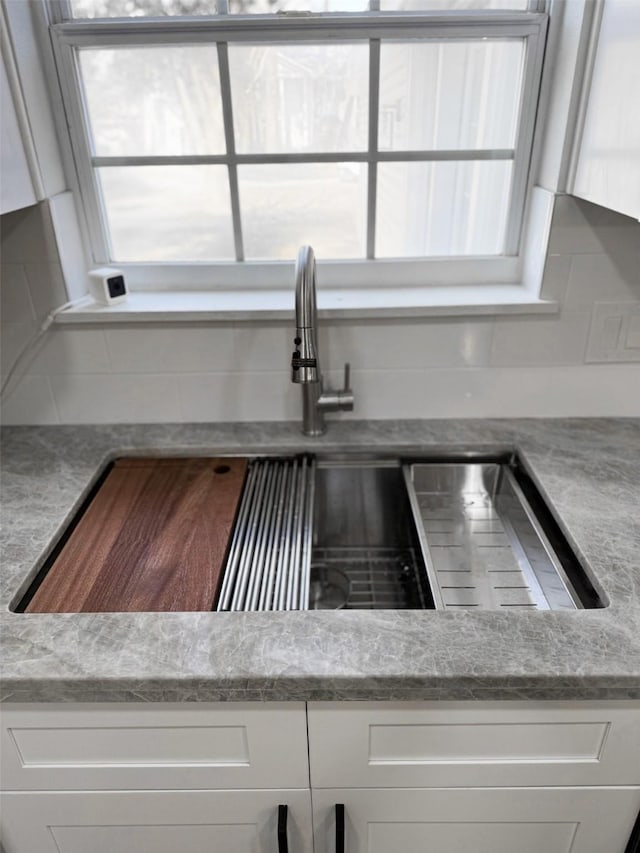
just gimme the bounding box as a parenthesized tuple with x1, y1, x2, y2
(403, 463, 582, 611)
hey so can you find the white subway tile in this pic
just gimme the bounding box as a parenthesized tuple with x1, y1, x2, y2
(322, 319, 493, 371)
(0, 203, 59, 265)
(431, 365, 639, 418)
(0, 264, 36, 325)
(0, 375, 59, 425)
(23, 263, 68, 323)
(177, 371, 299, 422)
(27, 328, 110, 375)
(565, 252, 640, 313)
(544, 364, 640, 416)
(105, 325, 237, 373)
(489, 313, 590, 367)
(1, 322, 36, 375)
(347, 364, 640, 419)
(232, 324, 291, 371)
(548, 196, 640, 256)
(49, 374, 181, 423)
(342, 369, 428, 419)
(538, 253, 571, 303)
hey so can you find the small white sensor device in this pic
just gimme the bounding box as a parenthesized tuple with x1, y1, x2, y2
(88, 268, 128, 306)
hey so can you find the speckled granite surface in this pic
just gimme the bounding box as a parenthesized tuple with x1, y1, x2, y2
(1, 419, 639, 703)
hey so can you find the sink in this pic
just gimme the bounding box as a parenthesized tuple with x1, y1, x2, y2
(216, 453, 603, 613)
(312, 460, 435, 610)
(16, 452, 603, 614)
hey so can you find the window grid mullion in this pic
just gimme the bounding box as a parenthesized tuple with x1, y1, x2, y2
(366, 38, 380, 260)
(217, 41, 244, 262)
(90, 149, 515, 168)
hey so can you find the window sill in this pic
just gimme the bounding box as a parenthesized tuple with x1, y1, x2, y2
(56, 286, 559, 324)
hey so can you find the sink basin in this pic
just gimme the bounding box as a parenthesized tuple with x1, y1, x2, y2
(312, 460, 435, 609)
(216, 453, 603, 613)
(16, 451, 603, 614)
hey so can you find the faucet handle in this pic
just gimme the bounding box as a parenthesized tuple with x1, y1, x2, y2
(342, 362, 351, 393)
(317, 362, 354, 413)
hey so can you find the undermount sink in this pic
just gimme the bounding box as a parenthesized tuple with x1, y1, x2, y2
(16, 452, 604, 614)
(216, 453, 603, 613)
(311, 460, 434, 610)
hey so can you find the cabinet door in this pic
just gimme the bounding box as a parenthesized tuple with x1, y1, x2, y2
(1, 788, 313, 853)
(0, 50, 36, 214)
(572, 0, 640, 219)
(312, 787, 640, 853)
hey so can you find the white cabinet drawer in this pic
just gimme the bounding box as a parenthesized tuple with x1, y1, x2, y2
(308, 700, 640, 788)
(1, 788, 313, 853)
(0, 702, 308, 791)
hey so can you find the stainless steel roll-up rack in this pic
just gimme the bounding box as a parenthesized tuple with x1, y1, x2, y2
(217, 456, 316, 611)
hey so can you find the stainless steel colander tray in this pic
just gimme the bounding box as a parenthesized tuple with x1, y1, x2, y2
(403, 463, 581, 611)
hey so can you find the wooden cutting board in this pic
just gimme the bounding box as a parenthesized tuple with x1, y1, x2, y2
(26, 457, 248, 613)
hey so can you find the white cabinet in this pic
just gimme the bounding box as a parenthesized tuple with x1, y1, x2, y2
(1, 789, 313, 853)
(571, 0, 640, 220)
(0, 46, 36, 214)
(308, 701, 640, 853)
(0, 702, 312, 853)
(2, 700, 640, 853)
(312, 787, 640, 853)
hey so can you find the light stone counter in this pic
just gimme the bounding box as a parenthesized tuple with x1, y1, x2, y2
(1, 419, 639, 703)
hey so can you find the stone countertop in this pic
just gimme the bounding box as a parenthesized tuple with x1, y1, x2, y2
(1, 419, 639, 703)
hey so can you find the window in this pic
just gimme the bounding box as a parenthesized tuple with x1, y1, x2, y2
(48, 0, 548, 291)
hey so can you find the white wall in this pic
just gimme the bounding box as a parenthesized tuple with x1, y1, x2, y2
(1, 194, 639, 425)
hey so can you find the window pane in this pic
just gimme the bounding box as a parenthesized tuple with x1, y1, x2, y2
(99, 166, 235, 260)
(229, 0, 368, 11)
(79, 47, 225, 157)
(381, 0, 529, 9)
(230, 44, 368, 154)
(71, 0, 218, 17)
(238, 163, 366, 259)
(379, 40, 524, 150)
(376, 161, 513, 257)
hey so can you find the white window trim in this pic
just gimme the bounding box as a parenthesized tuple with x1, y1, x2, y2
(53, 182, 553, 322)
(7, 0, 597, 321)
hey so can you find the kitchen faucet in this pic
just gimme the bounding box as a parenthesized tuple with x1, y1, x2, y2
(291, 245, 354, 436)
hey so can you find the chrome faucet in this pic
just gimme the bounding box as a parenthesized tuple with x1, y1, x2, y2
(291, 245, 354, 436)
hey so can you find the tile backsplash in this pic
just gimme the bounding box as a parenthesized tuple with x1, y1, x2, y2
(1, 195, 639, 425)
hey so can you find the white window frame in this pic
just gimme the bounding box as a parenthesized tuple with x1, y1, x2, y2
(45, 1, 549, 293)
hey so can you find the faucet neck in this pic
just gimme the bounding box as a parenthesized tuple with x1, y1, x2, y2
(295, 245, 317, 331)
(292, 245, 355, 436)
(292, 245, 320, 384)
(302, 382, 326, 436)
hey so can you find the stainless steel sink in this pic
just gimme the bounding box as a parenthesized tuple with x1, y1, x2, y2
(16, 452, 602, 615)
(312, 460, 434, 610)
(216, 454, 602, 613)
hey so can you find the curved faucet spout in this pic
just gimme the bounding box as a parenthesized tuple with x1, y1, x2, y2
(290, 245, 354, 436)
(291, 245, 320, 385)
